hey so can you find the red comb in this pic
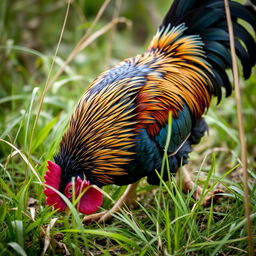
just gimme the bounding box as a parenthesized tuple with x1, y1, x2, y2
(44, 160, 66, 211)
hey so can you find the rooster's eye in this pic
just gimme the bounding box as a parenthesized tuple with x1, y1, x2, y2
(64, 184, 73, 198)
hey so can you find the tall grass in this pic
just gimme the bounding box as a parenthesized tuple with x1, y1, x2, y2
(0, 0, 255, 255)
(224, 0, 254, 254)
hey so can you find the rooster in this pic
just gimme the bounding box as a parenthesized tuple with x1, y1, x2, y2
(44, 0, 256, 222)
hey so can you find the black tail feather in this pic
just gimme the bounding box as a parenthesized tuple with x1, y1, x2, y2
(161, 0, 256, 102)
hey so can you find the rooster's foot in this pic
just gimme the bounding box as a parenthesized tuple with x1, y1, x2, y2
(83, 180, 139, 224)
(179, 167, 223, 206)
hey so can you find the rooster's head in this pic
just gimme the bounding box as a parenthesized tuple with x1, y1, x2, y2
(44, 160, 103, 214)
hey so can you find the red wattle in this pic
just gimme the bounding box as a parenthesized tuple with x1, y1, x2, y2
(75, 177, 103, 215)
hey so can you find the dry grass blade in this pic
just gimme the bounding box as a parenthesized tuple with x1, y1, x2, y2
(0, 138, 42, 184)
(29, 0, 72, 153)
(46, 0, 111, 90)
(42, 217, 58, 256)
(224, 0, 254, 255)
(76, 0, 111, 49)
(104, 0, 122, 69)
(47, 16, 130, 91)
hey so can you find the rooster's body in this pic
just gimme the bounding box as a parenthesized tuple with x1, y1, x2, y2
(44, 0, 256, 215)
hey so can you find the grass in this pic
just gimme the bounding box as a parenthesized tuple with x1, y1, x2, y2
(0, 0, 255, 255)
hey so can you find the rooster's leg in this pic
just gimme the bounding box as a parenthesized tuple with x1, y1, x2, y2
(178, 167, 223, 206)
(83, 180, 139, 223)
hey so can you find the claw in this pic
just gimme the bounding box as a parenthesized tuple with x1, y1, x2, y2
(83, 211, 106, 224)
(178, 167, 224, 206)
(201, 188, 224, 206)
(83, 181, 140, 224)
